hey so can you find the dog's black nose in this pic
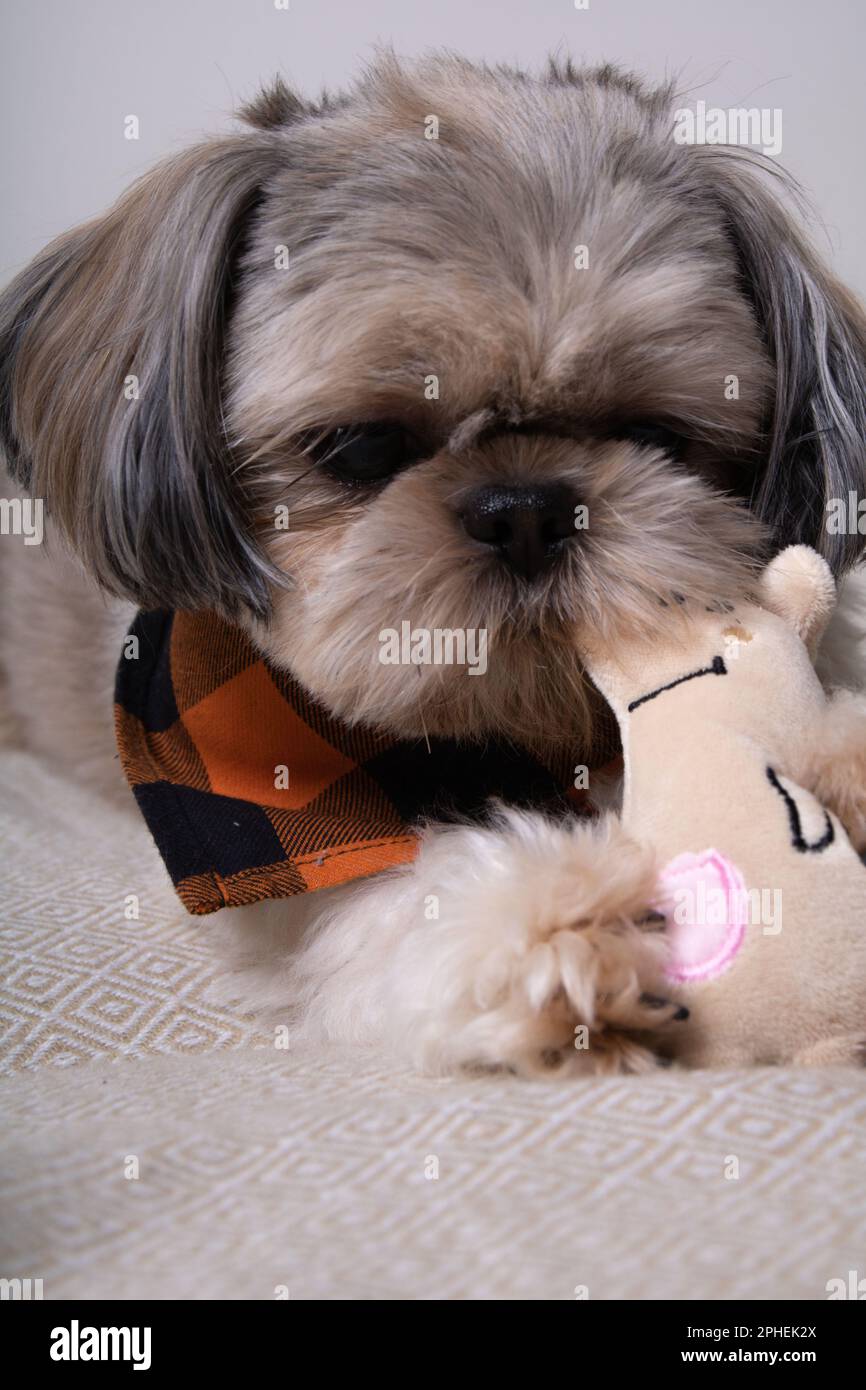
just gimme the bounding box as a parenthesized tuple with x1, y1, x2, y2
(459, 484, 579, 580)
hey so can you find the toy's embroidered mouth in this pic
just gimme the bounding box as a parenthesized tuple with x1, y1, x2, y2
(628, 654, 727, 713)
(766, 765, 835, 853)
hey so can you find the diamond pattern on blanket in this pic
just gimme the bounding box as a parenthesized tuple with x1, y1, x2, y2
(2, 748, 865, 1301)
(2, 1048, 865, 1301)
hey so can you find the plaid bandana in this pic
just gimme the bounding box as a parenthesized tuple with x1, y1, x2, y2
(114, 609, 615, 915)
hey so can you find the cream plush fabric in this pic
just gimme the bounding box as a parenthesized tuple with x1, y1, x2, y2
(2, 746, 866, 1300)
(586, 548, 866, 1069)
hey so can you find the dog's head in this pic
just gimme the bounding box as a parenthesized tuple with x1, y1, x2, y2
(3, 55, 865, 749)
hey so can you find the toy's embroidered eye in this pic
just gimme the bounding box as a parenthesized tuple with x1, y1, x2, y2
(315, 423, 424, 484)
(618, 422, 687, 460)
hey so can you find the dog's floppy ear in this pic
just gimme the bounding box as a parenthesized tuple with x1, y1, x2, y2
(692, 147, 866, 576)
(0, 131, 289, 618)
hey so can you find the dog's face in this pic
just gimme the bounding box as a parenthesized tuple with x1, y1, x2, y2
(3, 56, 865, 750)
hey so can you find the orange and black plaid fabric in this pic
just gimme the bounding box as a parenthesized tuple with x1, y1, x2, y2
(115, 609, 614, 916)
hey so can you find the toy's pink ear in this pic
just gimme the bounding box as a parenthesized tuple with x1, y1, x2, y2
(758, 546, 836, 657)
(659, 849, 748, 983)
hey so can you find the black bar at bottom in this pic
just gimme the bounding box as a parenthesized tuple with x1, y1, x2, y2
(5, 1298, 864, 1374)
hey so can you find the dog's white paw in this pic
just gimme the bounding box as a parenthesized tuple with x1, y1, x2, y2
(386, 808, 685, 1077)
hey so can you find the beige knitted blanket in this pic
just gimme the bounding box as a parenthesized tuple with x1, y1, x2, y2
(1, 749, 864, 1300)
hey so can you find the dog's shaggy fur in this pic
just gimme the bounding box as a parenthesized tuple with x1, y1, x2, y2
(2, 53, 866, 1073)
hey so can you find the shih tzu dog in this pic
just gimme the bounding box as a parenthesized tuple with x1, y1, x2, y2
(2, 53, 866, 1075)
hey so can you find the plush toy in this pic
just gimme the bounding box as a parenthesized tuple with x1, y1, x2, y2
(585, 545, 866, 1068)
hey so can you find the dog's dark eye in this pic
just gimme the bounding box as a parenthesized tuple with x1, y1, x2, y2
(618, 422, 687, 460)
(315, 423, 422, 484)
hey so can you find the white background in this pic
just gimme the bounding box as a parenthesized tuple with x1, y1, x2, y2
(1, 0, 864, 296)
